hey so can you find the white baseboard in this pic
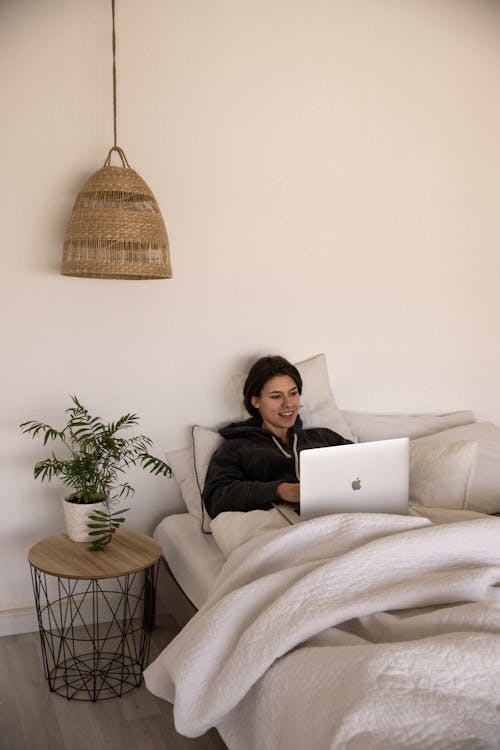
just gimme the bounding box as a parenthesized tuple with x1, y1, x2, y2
(0, 604, 38, 636)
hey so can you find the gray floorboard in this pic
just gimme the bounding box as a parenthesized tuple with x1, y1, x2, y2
(0, 618, 228, 750)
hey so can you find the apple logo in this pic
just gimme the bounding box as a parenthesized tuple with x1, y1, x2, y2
(351, 477, 362, 491)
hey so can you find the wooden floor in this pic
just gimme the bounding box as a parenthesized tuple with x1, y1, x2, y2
(0, 616, 228, 750)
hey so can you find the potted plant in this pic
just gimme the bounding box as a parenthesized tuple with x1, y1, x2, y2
(20, 396, 171, 551)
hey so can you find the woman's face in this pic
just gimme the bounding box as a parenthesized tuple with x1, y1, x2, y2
(251, 375, 300, 438)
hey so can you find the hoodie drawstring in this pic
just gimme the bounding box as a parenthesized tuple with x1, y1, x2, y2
(272, 433, 300, 481)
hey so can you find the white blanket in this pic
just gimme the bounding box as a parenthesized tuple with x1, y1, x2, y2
(144, 513, 500, 750)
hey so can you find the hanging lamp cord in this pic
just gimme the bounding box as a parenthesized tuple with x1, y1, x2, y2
(112, 0, 117, 148)
(105, 0, 130, 168)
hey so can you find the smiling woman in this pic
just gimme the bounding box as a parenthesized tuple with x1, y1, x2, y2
(251, 374, 301, 441)
(202, 355, 352, 518)
(244, 356, 303, 442)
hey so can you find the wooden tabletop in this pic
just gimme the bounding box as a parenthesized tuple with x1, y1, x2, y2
(28, 530, 162, 580)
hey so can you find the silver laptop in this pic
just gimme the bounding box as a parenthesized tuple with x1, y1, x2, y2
(299, 437, 409, 520)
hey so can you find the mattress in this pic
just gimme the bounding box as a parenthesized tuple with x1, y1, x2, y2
(154, 513, 225, 609)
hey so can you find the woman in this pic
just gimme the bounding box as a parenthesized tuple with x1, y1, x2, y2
(202, 355, 352, 518)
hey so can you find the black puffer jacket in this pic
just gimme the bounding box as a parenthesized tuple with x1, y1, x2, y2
(202, 416, 351, 518)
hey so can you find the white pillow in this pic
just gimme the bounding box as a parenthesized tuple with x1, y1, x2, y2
(409, 439, 478, 509)
(410, 422, 500, 514)
(231, 353, 356, 442)
(166, 426, 223, 531)
(343, 410, 475, 443)
(164, 445, 199, 517)
(192, 425, 224, 495)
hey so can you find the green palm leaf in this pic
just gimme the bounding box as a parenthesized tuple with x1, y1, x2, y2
(20, 396, 171, 550)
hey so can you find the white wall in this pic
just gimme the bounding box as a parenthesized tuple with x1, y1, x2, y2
(2, 0, 500, 634)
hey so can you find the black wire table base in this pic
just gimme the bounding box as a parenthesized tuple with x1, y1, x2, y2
(30, 562, 159, 701)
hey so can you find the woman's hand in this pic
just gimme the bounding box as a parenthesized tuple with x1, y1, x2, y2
(277, 482, 300, 505)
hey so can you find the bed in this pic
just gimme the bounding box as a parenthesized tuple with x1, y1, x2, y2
(144, 355, 500, 750)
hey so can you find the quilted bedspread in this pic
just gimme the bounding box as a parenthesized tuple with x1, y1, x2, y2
(144, 512, 500, 750)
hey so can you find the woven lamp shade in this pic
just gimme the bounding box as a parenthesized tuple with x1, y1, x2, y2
(62, 149, 171, 280)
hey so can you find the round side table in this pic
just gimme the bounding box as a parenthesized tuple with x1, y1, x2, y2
(28, 530, 161, 702)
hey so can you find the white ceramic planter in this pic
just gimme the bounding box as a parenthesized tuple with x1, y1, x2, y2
(62, 497, 107, 542)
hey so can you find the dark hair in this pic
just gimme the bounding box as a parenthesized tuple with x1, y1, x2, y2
(243, 355, 302, 419)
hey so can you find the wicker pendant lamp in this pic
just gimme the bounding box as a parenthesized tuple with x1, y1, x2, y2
(62, 0, 171, 280)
